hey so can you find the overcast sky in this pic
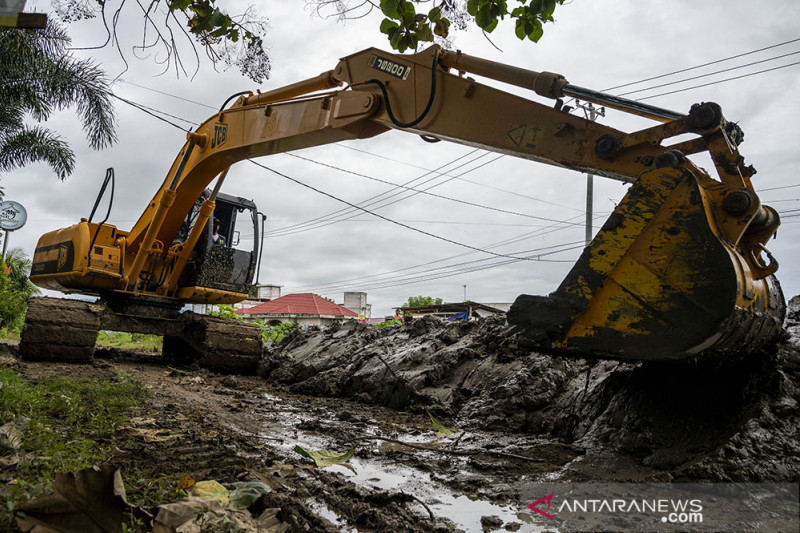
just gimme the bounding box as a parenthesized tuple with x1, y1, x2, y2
(7, 0, 800, 317)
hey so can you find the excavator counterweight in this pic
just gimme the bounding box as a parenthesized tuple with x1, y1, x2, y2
(23, 45, 785, 369)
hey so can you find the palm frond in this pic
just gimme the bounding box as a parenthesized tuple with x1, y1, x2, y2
(0, 126, 75, 179)
(0, 20, 115, 177)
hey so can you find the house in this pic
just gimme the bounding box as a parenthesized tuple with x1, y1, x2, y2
(235, 293, 358, 327)
(191, 284, 282, 315)
(394, 301, 507, 320)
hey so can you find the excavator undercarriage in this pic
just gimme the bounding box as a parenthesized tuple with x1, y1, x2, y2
(20, 296, 262, 373)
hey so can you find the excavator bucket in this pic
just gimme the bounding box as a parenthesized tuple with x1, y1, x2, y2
(508, 163, 786, 361)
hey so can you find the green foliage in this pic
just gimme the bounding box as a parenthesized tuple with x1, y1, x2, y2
(374, 318, 403, 328)
(252, 320, 294, 342)
(370, 0, 563, 52)
(0, 327, 20, 342)
(52, 0, 270, 82)
(96, 331, 163, 351)
(0, 367, 148, 528)
(207, 306, 294, 342)
(207, 304, 241, 320)
(0, 22, 116, 179)
(402, 295, 444, 308)
(0, 249, 40, 332)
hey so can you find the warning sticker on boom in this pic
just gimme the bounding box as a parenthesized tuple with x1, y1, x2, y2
(368, 54, 412, 80)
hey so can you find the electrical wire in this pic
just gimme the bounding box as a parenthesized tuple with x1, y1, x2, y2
(248, 159, 536, 261)
(262, 150, 491, 237)
(761, 183, 800, 192)
(291, 241, 586, 294)
(273, 152, 582, 234)
(111, 93, 194, 130)
(617, 50, 800, 97)
(118, 80, 217, 110)
(109, 91, 589, 264)
(332, 143, 584, 212)
(287, 211, 608, 293)
(636, 60, 800, 101)
(602, 37, 800, 92)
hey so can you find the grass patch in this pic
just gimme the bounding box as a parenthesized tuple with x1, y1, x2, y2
(0, 327, 20, 342)
(0, 366, 150, 530)
(96, 331, 163, 351)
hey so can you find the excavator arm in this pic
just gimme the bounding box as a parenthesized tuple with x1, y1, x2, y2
(29, 44, 785, 361)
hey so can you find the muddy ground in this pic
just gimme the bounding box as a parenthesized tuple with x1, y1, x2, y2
(5, 297, 800, 532)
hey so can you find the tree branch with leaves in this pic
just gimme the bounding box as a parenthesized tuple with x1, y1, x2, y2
(311, 0, 563, 53)
(52, 0, 270, 82)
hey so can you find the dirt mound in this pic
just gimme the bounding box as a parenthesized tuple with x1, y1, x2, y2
(260, 305, 800, 482)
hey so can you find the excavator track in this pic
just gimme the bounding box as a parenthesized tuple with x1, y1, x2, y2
(19, 297, 263, 374)
(20, 297, 102, 363)
(163, 312, 263, 374)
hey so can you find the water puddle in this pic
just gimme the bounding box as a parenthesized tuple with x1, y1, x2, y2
(255, 391, 555, 531)
(325, 458, 545, 532)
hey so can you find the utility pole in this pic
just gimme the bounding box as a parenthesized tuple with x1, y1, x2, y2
(573, 100, 605, 246)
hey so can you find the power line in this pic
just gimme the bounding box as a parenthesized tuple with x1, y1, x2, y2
(637, 61, 800, 101)
(333, 143, 583, 213)
(248, 159, 536, 261)
(278, 152, 582, 231)
(291, 241, 586, 294)
(111, 94, 193, 130)
(287, 211, 610, 292)
(114, 93, 566, 236)
(111, 92, 589, 268)
(263, 150, 494, 237)
(255, 219, 556, 227)
(761, 183, 800, 192)
(118, 80, 218, 110)
(618, 49, 800, 97)
(113, 68, 799, 292)
(263, 206, 614, 294)
(602, 36, 800, 92)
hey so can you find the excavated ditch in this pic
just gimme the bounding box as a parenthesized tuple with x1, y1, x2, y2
(260, 298, 800, 483)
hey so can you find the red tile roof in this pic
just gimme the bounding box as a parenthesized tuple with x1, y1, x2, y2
(236, 293, 358, 317)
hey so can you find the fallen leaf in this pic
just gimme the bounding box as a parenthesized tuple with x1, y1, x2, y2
(294, 445, 356, 473)
(16, 464, 151, 533)
(427, 410, 458, 437)
(0, 416, 29, 451)
(188, 480, 229, 505)
(177, 473, 196, 490)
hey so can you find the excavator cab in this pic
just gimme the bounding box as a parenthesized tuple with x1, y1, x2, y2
(176, 190, 259, 295)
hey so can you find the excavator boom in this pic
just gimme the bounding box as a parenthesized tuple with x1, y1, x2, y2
(27, 45, 785, 366)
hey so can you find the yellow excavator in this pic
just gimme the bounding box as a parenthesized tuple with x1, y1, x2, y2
(22, 45, 785, 372)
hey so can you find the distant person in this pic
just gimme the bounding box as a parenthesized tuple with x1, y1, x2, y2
(212, 219, 226, 247)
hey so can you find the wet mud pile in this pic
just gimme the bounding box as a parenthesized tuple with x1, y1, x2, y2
(260, 300, 800, 482)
